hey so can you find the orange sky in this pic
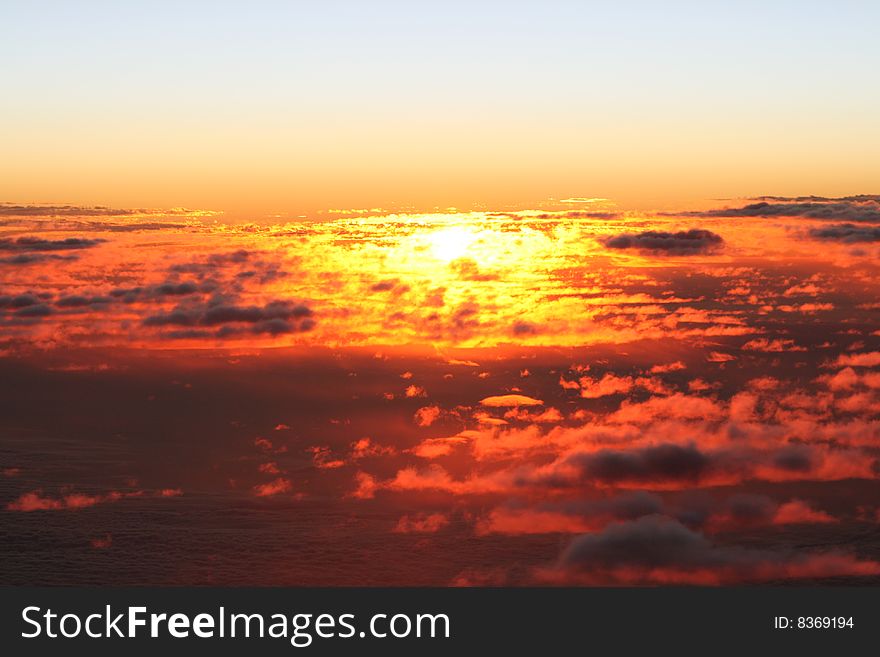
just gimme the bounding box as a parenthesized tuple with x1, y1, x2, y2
(4, 109, 878, 220)
(2, 2, 879, 219)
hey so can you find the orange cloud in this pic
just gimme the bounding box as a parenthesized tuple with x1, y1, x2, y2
(480, 394, 543, 407)
(835, 352, 880, 368)
(414, 405, 442, 427)
(405, 385, 427, 398)
(772, 500, 836, 525)
(6, 488, 177, 511)
(610, 394, 725, 423)
(252, 478, 293, 497)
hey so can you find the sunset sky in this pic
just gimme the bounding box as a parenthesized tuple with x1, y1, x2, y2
(2, 2, 880, 587)
(2, 1, 880, 217)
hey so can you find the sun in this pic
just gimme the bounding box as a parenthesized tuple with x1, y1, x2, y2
(426, 226, 476, 262)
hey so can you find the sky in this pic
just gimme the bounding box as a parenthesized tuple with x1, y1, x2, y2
(2, 1, 880, 218)
(2, 2, 880, 586)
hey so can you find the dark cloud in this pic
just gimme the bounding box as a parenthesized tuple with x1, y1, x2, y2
(723, 493, 777, 524)
(0, 236, 105, 252)
(143, 310, 198, 327)
(602, 229, 723, 255)
(692, 199, 880, 223)
(209, 249, 251, 264)
(808, 224, 880, 243)
(109, 250, 277, 306)
(512, 321, 538, 335)
(554, 515, 866, 583)
(772, 446, 814, 473)
(109, 287, 145, 304)
(451, 301, 480, 330)
(169, 250, 252, 276)
(0, 293, 56, 324)
(110, 281, 208, 303)
(568, 444, 710, 485)
(253, 317, 300, 335)
(560, 516, 722, 570)
(216, 317, 302, 337)
(83, 221, 192, 232)
(485, 211, 621, 221)
(169, 250, 285, 286)
(0, 204, 211, 218)
(201, 302, 311, 326)
(0, 253, 79, 265)
(15, 304, 53, 318)
(144, 300, 315, 337)
(753, 195, 880, 203)
(56, 295, 112, 308)
(164, 329, 215, 339)
(0, 293, 44, 309)
(0, 204, 135, 217)
(370, 278, 410, 293)
(236, 268, 286, 284)
(556, 491, 665, 520)
(553, 514, 879, 583)
(153, 282, 199, 296)
(536, 211, 620, 220)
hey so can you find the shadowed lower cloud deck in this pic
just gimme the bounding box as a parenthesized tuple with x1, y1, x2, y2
(2, 197, 880, 585)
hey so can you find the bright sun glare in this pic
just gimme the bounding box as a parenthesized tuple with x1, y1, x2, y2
(426, 226, 476, 262)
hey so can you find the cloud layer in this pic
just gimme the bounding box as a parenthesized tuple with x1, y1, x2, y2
(2, 200, 879, 585)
